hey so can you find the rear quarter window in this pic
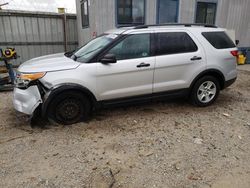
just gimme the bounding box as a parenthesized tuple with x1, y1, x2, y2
(202, 32, 236, 49)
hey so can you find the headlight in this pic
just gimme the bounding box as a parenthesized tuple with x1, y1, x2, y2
(15, 72, 46, 89)
(20, 72, 46, 81)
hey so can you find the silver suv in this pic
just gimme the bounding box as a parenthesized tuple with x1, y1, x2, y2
(13, 24, 238, 125)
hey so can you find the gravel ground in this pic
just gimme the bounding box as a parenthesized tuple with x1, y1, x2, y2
(0, 65, 250, 188)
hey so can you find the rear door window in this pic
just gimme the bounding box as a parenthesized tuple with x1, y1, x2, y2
(155, 32, 198, 56)
(202, 32, 236, 49)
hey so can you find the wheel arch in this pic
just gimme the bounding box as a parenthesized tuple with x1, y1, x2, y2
(190, 69, 226, 92)
(41, 83, 97, 118)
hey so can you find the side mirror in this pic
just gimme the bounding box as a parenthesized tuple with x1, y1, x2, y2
(100, 54, 117, 64)
(235, 40, 239, 46)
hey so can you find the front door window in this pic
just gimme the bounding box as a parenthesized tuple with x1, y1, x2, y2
(108, 34, 150, 60)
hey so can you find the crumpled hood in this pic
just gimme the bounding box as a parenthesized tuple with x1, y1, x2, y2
(18, 53, 80, 73)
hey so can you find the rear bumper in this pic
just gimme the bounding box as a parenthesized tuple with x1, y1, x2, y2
(13, 86, 42, 115)
(224, 77, 237, 89)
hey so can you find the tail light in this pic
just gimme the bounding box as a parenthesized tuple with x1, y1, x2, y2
(230, 50, 238, 57)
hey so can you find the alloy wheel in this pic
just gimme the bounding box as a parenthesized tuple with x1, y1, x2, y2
(197, 81, 217, 103)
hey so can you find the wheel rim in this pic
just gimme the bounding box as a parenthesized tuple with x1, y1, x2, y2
(56, 99, 82, 122)
(197, 81, 217, 103)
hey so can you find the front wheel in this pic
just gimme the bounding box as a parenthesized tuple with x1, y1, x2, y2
(190, 76, 220, 107)
(47, 91, 91, 125)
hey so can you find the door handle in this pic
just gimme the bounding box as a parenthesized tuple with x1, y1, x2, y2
(137, 63, 150, 68)
(191, 56, 202, 61)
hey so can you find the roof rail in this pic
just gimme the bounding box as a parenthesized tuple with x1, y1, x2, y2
(134, 23, 218, 29)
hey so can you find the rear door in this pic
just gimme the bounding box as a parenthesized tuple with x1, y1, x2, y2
(153, 29, 206, 93)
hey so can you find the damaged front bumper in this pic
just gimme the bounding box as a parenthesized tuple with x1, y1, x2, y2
(13, 86, 42, 115)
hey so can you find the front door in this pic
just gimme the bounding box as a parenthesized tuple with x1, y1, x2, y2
(96, 32, 155, 101)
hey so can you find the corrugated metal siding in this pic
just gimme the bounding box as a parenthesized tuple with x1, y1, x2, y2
(172, 0, 250, 47)
(76, 0, 116, 45)
(76, 0, 157, 45)
(0, 10, 78, 65)
(76, 0, 250, 47)
(179, 0, 196, 23)
(220, 0, 250, 47)
(146, 0, 157, 24)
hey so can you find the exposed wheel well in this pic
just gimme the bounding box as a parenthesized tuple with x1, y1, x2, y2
(42, 84, 97, 118)
(62, 89, 95, 104)
(190, 70, 225, 92)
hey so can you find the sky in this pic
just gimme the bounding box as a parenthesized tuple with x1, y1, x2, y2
(0, 0, 76, 13)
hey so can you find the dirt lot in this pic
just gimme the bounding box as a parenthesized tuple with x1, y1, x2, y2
(0, 65, 250, 188)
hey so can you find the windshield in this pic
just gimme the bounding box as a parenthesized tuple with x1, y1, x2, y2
(73, 34, 118, 62)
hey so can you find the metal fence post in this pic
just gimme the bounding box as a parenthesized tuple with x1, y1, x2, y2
(62, 13, 68, 52)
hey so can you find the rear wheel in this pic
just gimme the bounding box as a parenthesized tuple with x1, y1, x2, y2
(190, 76, 220, 107)
(47, 91, 91, 125)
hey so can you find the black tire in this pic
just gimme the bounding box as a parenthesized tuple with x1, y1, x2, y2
(190, 76, 220, 107)
(47, 91, 91, 125)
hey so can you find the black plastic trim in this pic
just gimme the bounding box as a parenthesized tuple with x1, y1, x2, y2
(41, 83, 97, 118)
(190, 69, 226, 90)
(224, 78, 237, 88)
(99, 89, 189, 108)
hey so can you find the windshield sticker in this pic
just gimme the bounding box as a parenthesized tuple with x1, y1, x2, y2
(106, 34, 118, 39)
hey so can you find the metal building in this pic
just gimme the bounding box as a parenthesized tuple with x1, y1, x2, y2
(76, 0, 250, 47)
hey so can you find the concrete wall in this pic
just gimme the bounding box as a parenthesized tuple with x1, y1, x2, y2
(0, 10, 78, 65)
(76, 0, 250, 47)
